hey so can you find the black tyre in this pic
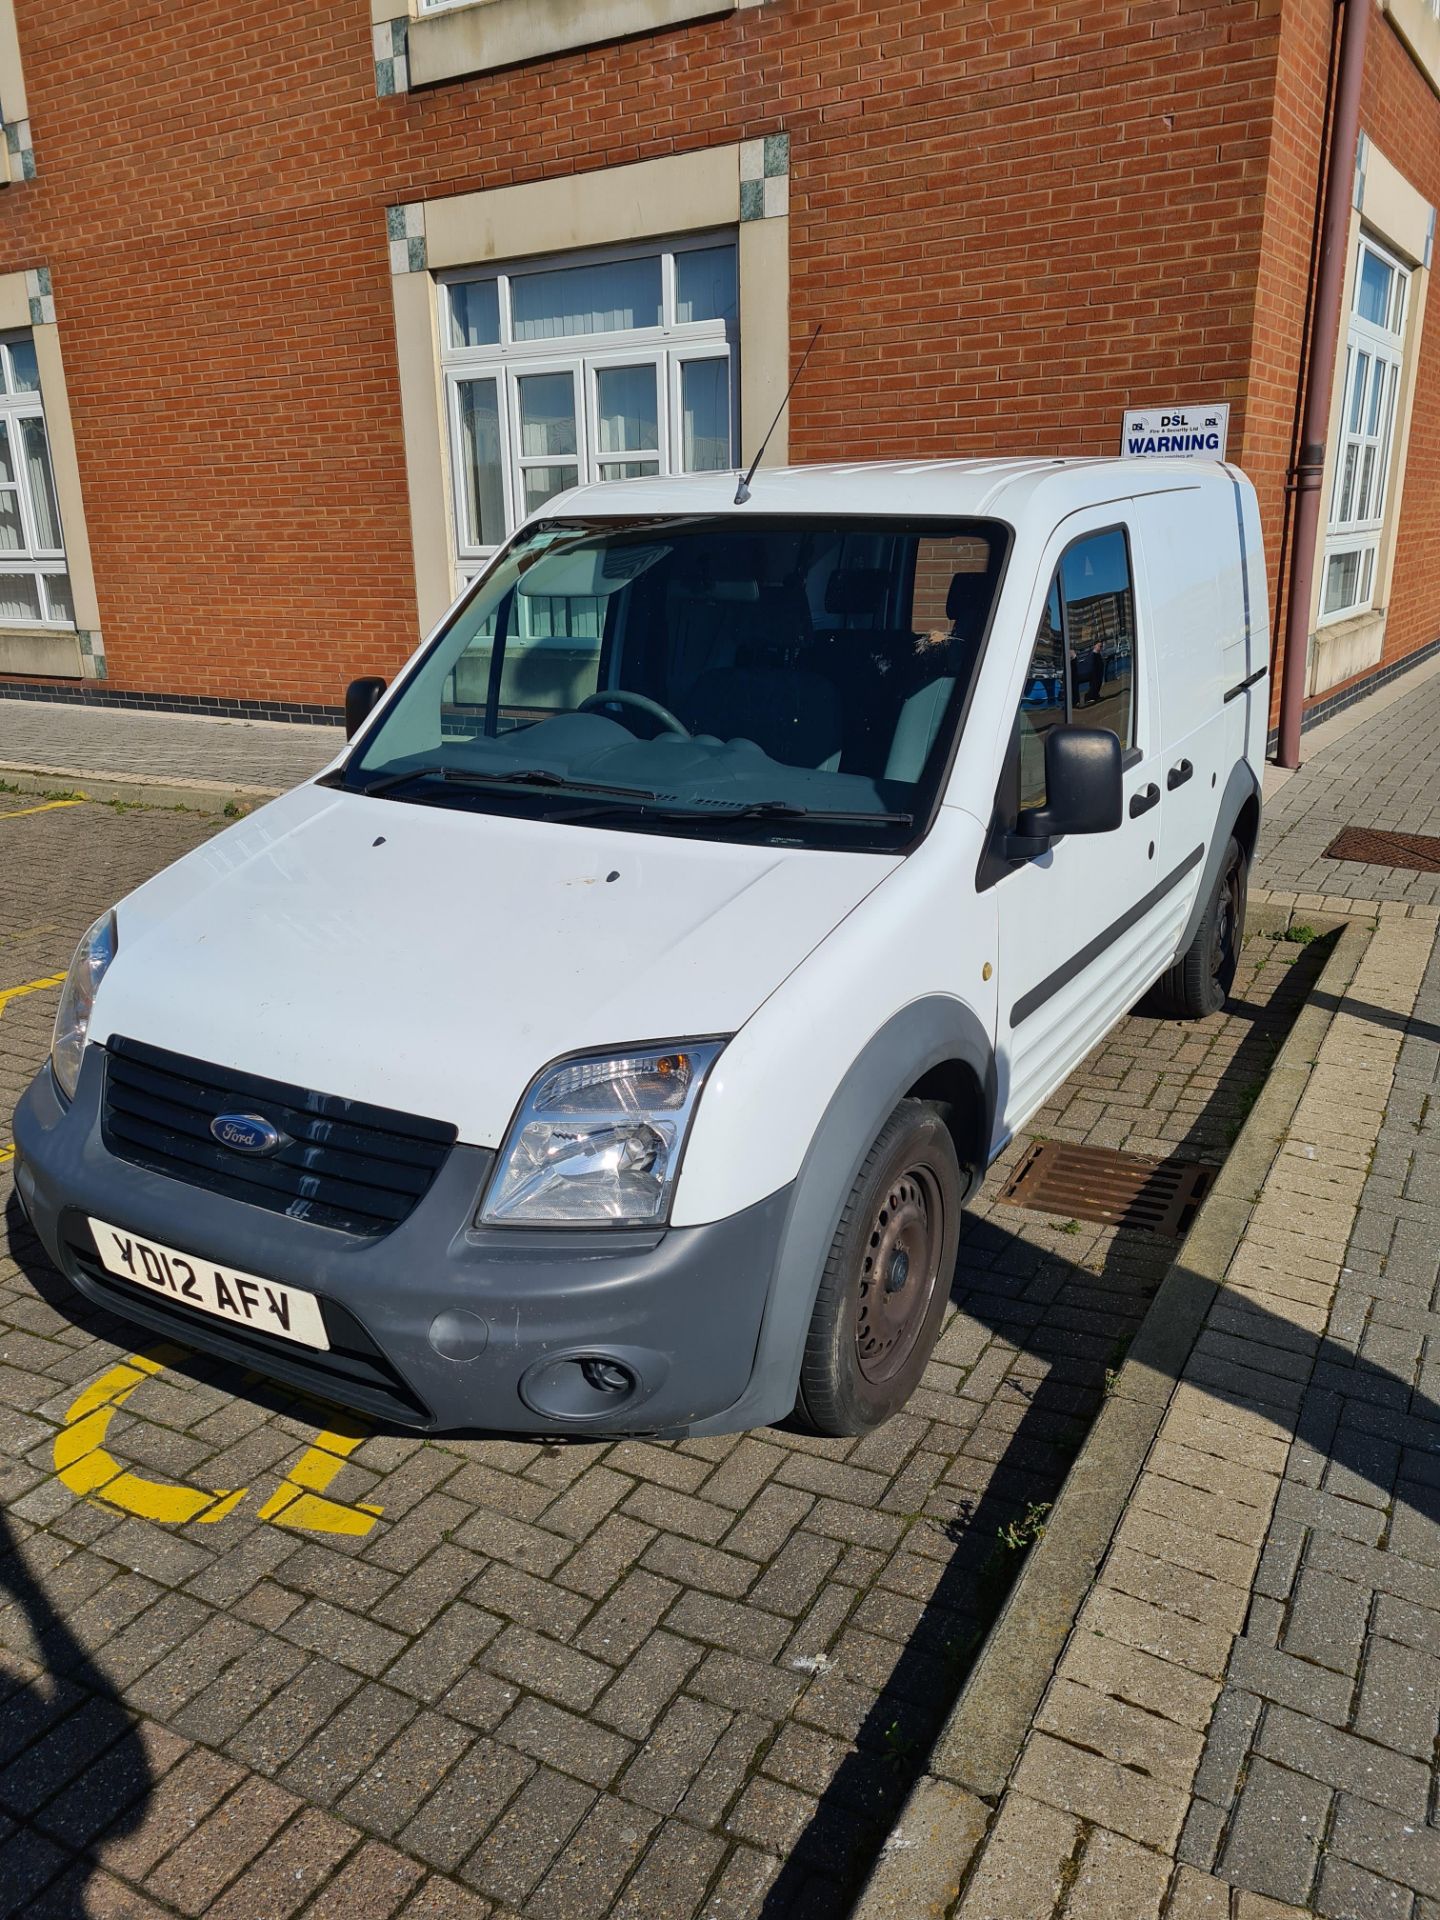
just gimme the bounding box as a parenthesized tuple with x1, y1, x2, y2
(796, 1099, 964, 1437)
(1146, 835, 1247, 1020)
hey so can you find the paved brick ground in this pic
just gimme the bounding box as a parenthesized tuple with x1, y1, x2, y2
(925, 906, 1440, 1920)
(0, 697, 340, 795)
(1259, 665, 1440, 909)
(1177, 924, 1440, 1918)
(0, 793, 1317, 1918)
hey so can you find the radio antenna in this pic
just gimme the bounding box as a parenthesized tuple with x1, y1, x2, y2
(734, 323, 822, 505)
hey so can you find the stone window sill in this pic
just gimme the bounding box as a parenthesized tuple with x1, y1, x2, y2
(0, 625, 82, 678)
(408, 0, 739, 87)
(1308, 607, 1387, 697)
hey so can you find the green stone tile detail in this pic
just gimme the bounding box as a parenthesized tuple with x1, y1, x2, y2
(34, 266, 50, 296)
(407, 235, 427, 272)
(28, 297, 42, 325)
(386, 204, 408, 241)
(376, 57, 397, 97)
(740, 178, 766, 222)
(763, 133, 789, 178)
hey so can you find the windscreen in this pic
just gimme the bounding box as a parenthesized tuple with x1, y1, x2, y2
(349, 515, 1008, 850)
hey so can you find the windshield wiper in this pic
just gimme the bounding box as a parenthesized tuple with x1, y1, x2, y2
(358, 765, 657, 801)
(555, 797, 914, 828)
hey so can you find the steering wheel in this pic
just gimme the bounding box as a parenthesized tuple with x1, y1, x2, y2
(577, 690, 691, 738)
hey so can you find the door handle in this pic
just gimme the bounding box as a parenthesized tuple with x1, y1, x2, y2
(1167, 759, 1194, 791)
(1129, 783, 1160, 818)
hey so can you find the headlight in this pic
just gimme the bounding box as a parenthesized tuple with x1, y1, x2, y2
(481, 1041, 725, 1227)
(51, 909, 118, 1102)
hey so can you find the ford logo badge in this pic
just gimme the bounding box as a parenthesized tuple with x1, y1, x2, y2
(210, 1113, 283, 1156)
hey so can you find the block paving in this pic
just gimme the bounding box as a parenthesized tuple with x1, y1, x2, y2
(0, 793, 1320, 1916)
(935, 901, 1440, 1918)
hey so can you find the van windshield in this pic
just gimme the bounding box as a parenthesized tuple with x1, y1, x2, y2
(347, 514, 1008, 850)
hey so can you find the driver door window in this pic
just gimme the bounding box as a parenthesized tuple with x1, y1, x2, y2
(1017, 576, 1067, 808)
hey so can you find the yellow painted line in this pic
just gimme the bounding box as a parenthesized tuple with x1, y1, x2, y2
(54, 1345, 248, 1524)
(0, 799, 84, 821)
(0, 1144, 13, 1167)
(53, 1345, 383, 1536)
(0, 972, 67, 1018)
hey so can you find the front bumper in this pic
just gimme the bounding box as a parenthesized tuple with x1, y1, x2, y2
(13, 1049, 789, 1436)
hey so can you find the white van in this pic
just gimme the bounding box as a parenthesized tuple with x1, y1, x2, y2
(14, 459, 1268, 1438)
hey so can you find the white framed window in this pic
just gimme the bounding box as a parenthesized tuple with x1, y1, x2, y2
(0, 333, 72, 626)
(1320, 234, 1411, 626)
(439, 235, 738, 585)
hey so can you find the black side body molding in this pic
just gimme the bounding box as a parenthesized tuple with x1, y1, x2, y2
(1009, 845, 1205, 1028)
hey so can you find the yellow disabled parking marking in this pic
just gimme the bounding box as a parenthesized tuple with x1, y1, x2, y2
(0, 799, 85, 821)
(256, 1412, 385, 1537)
(54, 1346, 247, 1524)
(53, 1346, 384, 1536)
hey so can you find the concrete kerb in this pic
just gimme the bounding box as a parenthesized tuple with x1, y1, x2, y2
(853, 915, 1375, 1920)
(0, 763, 279, 815)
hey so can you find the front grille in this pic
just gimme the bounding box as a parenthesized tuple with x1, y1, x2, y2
(101, 1036, 457, 1237)
(66, 1239, 432, 1426)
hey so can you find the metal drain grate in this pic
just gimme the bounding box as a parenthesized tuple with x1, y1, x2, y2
(996, 1140, 1214, 1237)
(1324, 826, 1440, 874)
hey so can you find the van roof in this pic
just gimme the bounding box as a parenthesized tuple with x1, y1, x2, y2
(545, 456, 1237, 526)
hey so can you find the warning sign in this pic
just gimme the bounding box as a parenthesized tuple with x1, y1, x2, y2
(1121, 404, 1230, 460)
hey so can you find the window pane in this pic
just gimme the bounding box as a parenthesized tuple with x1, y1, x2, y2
(1365, 360, 1387, 434)
(1356, 248, 1393, 328)
(510, 256, 662, 342)
(0, 572, 41, 619)
(44, 572, 74, 623)
(1356, 444, 1377, 522)
(522, 464, 580, 515)
(449, 280, 500, 349)
(0, 422, 15, 488)
(675, 246, 738, 326)
(20, 417, 61, 548)
(8, 339, 38, 391)
(1337, 443, 1358, 523)
(681, 359, 731, 472)
(1018, 576, 1066, 809)
(1060, 530, 1134, 748)
(595, 365, 659, 454)
(597, 459, 660, 482)
(457, 378, 505, 548)
(1323, 549, 1361, 615)
(0, 491, 23, 551)
(517, 373, 577, 459)
(1348, 352, 1369, 433)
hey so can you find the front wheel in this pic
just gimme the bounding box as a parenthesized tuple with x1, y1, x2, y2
(796, 1100, 964, 1437)
(1146, 835, 1247, 1020)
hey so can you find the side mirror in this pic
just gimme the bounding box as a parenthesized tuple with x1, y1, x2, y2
(1010, 726, 1123, 852)
(345, 677, 387, 740)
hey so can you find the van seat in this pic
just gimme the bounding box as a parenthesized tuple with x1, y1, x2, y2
(681, 666, 844, 771)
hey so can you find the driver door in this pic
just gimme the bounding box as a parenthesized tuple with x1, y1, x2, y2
(993, 511, 1169, 1142)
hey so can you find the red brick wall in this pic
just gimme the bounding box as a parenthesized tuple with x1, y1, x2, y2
(1358, 10, 1440, 686)
(0, 0, 1427, 710)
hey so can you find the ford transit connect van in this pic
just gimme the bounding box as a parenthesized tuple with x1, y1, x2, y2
(14, 459, 1268, 1438)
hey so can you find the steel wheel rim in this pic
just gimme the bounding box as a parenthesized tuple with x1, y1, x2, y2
(1211, 859, 1242, 990)
(855, 1165, 944, 1385)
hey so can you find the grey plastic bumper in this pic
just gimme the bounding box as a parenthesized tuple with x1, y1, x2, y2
(12, 1049, 790, 1437)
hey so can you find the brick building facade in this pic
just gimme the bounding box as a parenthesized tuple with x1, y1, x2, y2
(0, 0, 1433, 735)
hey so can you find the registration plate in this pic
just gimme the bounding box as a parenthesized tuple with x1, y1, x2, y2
(87, 1217, 330, 1351)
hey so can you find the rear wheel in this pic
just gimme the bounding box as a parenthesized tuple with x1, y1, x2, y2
(1146, 835, 1247, 1020)
(796, 1100, 964, 1437)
